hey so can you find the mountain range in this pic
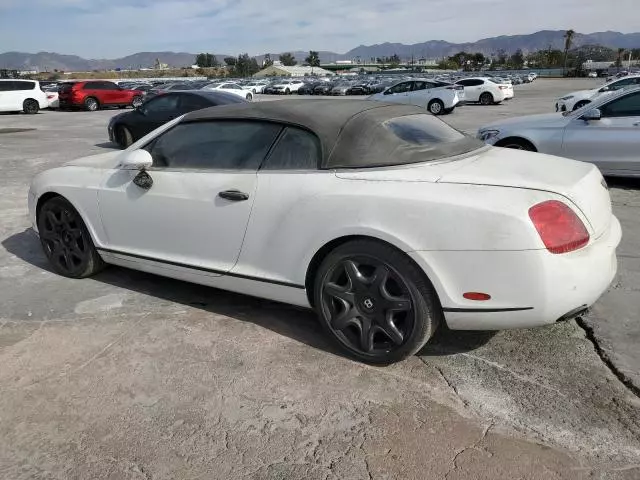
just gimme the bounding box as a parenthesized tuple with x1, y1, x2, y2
(1, 30, 639, 71)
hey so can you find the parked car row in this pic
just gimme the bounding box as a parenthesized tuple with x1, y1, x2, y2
(555, 74, 640, 112)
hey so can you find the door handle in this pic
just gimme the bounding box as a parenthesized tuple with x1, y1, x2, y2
(633, 122, 640, 127)
(219, 189, 249, 201)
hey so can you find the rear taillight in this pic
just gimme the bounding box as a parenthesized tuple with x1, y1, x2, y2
(528, 200, 590, 254)
(499, 86, 507, 90)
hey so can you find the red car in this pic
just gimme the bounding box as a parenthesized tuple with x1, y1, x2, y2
(59, 81, 144, 111)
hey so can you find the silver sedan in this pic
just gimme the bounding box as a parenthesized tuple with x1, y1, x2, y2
(478, 86, 640, 177)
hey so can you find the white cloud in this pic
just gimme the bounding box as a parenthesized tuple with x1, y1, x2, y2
(0, 0, 639, 57)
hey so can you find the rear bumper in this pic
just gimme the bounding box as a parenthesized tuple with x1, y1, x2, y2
(408, 215, 621, 330)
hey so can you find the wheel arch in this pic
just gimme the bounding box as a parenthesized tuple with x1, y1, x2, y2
(35, 191, 102, 246)
(304, 234, 440, 308)
(493, 136, 538, 151)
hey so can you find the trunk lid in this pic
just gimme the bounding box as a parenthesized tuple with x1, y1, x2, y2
(436, 148, 612, 238)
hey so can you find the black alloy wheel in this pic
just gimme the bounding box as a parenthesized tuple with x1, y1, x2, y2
(479, 92, 494, 105)
(116, 125, 134, 149)
(314, 240, 440, 364)
(37, 197, 105, 278)
(23, 99, 39, 114)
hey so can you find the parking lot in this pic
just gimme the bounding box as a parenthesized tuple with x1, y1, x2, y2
(1, 78, 639, 479)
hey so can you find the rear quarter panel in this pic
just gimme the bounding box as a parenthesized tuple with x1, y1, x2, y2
(234, 173, 559, 287)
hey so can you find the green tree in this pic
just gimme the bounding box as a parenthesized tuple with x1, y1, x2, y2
(304, 50, 321, 67)
(195, 53, 218, 68)
(563, 29, 575, 75)
(224, 57, 237, 67)
(279, 52, 297, 66)
(233, 53, 261, 77)
(389, 54, 401, 66)
(510, 49, 524, 69)
(263, 53, 273, 68)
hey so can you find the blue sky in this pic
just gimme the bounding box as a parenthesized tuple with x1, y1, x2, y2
(0, 0, 638, 57)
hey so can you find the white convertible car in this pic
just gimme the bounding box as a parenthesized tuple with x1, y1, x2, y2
(29, 100, 621, 364)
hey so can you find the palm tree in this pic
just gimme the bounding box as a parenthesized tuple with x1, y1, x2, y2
(563, 29, 575, 76)
(616, 48, 626, 71)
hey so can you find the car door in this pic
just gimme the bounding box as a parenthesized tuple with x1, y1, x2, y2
(0, 81, 16, 111)
(405, 81, 432, 107)
(100, 81, 122, 105)
(382, 81, 413, 104)
(561, 90, 640, 174)
(457, 79, 482, 102)
(129, 93, 182, 138)
(97, 120, 283, 272)
(82, 81, 102, 104)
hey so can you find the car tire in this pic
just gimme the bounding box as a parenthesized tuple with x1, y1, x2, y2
(495, 138, 537, 151)
(314, 239, 441, 364)
(252, 88, 257, 94)
(573, 100, 590, 111)
(116, 125, 134, 149)
(285, 88, 290, 95)
(37, 196, 105, 279)
(479, 92, 494, 105)
(23, 99, 39, 115)
(427, 99, 445, 115)
(246, 93, 253, 101)
(84, 97, 99, 111)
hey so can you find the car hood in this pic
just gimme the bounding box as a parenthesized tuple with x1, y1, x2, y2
(559, 88, 598, 100)
(480, 112, 568, 130)
(64, 150, 123, 169)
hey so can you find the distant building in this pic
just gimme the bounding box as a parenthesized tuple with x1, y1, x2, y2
(154, 58, 169, 70)
(253, 65, 335, 77)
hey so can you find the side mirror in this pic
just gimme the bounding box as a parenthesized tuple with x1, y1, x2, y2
(581, 108, 602, 121)
(118, 149, 153, 170)
(600, 86, 609, 92)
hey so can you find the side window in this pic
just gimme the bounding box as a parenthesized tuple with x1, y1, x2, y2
(412, 81, 427, 91)
(13, 81, 35, 90)
(83, 82, 99, 90)
(0, 82, 13, 91)
(455, 80, 468, 87)
(178, 94, 209, 110)
(143, 94, 180, 113)
(147, 121, 282, 170)
(262, 127, 321, 170)
(473, 80, 485, 86)
(600, 91, 640, 118)
(608, 78, 635, 91)
(387, 82, 412, 94)
(102, 82, 119, 90)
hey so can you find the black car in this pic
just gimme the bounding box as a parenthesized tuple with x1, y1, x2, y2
(108, 90, 245, 148)
(345, 83, 371, 95)
(313, 82, 334, 95)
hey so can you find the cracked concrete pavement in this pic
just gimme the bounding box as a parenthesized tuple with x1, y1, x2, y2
(0, 79, 639, 479)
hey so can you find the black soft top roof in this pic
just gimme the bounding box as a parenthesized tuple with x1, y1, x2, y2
(184, 99, 481, 169)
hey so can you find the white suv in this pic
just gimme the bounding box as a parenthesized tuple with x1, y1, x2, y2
(0, 79, 49, 114)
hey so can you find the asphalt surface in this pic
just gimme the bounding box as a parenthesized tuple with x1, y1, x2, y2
(0, 78, 639, 479)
